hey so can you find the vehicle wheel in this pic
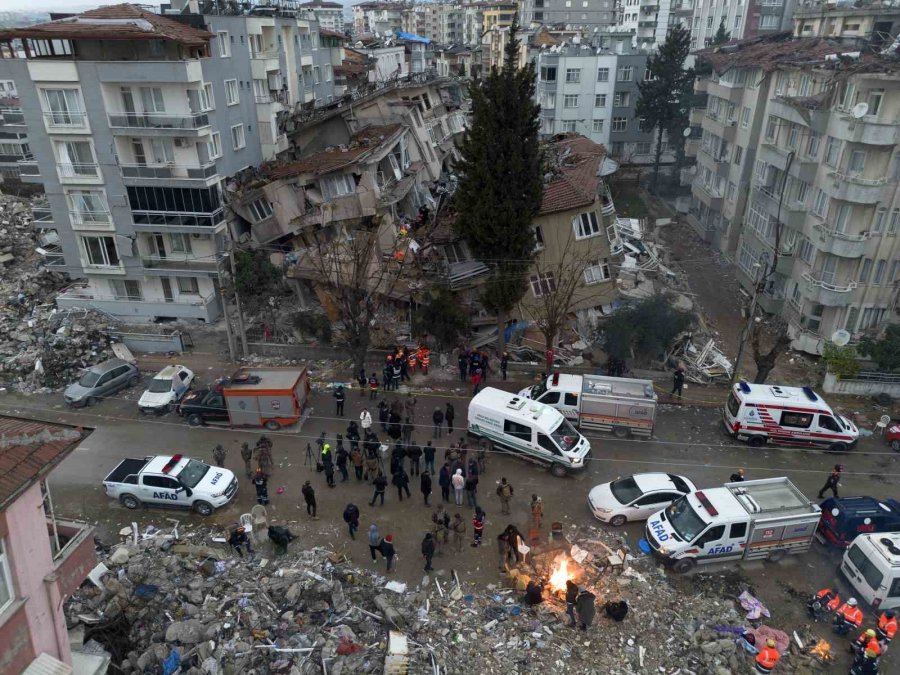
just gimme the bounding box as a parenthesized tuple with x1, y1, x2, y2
(747, 435, 766, 448)
(767, 549, 787, 563)
(610, 514, 627, 527)
(827, 442, 848, 453)
(612, 426, 630, 439)
(892, 440, 900, 453)
(193, 501, 214, 517)
(550, 463, 568, 478)
(187, 414, 203, 427)
(672, 558, 696, 574)
(128, 375, 141, 387)
(85, 396, 98, 407)
(264, 420, 280, 431)
(120, 494, 141, 510)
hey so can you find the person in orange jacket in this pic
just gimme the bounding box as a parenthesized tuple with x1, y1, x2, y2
(835, 597, 864, 633)
(876, 609, 897, 647)
(852, 628, 882, 658)
(417, 345, 430, 375)
(809, 587, 842, 618)
(755, 638, 780, 673)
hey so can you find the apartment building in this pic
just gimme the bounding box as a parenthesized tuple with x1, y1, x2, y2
(669, 0, 694, 30)
(0, 96, 27, 182)
(690, 0, 799, 49)
(689, 32, 900, 353)
(353, 2, 409, 36)
(300, 1, 346, 32)
(0, 3, 337, 323)
(793, 0, 900, 48)
(519, 0, 616, 32)
(613, 0, 673, 50)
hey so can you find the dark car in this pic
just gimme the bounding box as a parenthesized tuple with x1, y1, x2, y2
(817, 496, 900, 548)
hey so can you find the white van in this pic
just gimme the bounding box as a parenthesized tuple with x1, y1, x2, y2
(723, 381, 858, 451)
(841, 533, 900, 610)
(468, 387, 591, 477)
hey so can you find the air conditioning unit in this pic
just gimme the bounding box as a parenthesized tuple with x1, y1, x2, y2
(173, 138, 191, 148)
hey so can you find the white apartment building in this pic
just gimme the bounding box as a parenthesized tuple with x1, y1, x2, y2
(353, 2, 409, 36)
(0, 3, 336, 323)
(613, 0, 673, 50)
(690, 0, 798, 49)
(300, 1, 346, 32)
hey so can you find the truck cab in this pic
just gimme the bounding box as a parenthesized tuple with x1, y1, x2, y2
(519, 373, 582, 421)
(178, 388, 229, 426)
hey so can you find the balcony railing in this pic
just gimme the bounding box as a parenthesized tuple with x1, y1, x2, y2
(141, 256, 220, 274)
(107, 112, 211, 130)
(120, 162, 218, 182)
(251, 49, 280, 60)
(57, 282, 216, 307)
(18, 157, 40, 176)
(44, 110, 88, 128)
(802, 271, 857, 293)
(58, 162, 99, 178)
(70, 210, 112, 226)
(131, 208, 226, 231)
(0, 107, 25, 125)
(830, 171, 887, 187)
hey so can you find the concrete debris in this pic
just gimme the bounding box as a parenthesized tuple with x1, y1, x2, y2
(667, 332, 734, 384)
(64, 521, 831, 674)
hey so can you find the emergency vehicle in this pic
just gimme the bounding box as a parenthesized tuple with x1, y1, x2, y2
(842, 532, 900, 610)
(723, 381, 858, 451)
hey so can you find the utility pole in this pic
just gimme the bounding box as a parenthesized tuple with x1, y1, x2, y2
(731, 261, 767, 386)
(217, 256, 237, 361)
(226, 243, 249, 358)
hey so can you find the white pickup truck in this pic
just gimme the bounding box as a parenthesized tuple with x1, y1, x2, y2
(103, 454, 238, 516)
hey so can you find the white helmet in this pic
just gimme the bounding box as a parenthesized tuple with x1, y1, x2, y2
(848, 598, 858, 607)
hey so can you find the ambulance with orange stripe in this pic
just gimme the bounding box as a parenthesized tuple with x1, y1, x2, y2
(644, 477, 821, 573)
(724, 381, 858, 452)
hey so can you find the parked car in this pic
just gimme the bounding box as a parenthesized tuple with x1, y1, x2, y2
(588, 472, 697, 526)
(817, 496, 900, 548)
(886, 421, 900, 452)
(64, 358, 140, 407)
(138, 365, 194, 414)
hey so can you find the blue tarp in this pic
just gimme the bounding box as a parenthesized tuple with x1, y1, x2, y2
(396, 31, 432, 44)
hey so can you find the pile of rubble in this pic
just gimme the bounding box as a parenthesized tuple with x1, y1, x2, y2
(65, 521, 837, 674)
(0, 192, 115, 393)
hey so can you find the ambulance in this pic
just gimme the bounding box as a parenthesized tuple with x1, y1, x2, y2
(723, 381, 858, 452)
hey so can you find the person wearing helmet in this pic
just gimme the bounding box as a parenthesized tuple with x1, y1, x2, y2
(835, 597, 864, 635)
(851, 647, 880, 675)
(228, 525, 253, 557)
(876, 609, 897, 647)
(755, 638, 780, 673)
(853, 628, 882, 658)
(817, 464, 843, 499)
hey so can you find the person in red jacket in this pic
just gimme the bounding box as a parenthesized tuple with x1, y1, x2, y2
(755, 639, 780, 673)
(853, 628, 882, 658)
(876, 609, 897, 647)
(835, 597, 864, 631)
(471, 368, 483, 395)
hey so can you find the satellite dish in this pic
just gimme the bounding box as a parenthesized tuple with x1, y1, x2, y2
(831, 329, 851, 347)
(682, 127, 692, 138)
(851, 102, 869, 119)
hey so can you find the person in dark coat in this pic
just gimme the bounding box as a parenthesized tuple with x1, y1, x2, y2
(229, 526, 253, 557)
(378, 400, 389, 432)
(253, 468, 269, 505)
(438, 462, 452, 502)
(379, 533, 396, 572)
(370, 471, 388, 506)
(730, 468, 746, 483)
(445, 403, 455, 433)
(575, 588, 596, 630)
(268, 525, 295, 556)
(346, 421, 360, 451)
(388, 411, 402, 441)
(357, 368, 367, 397)
(500, 352, 509, 380)
(368, 524, 382, 561)
(392, 467, 411, 501)
(458, 352, 468, 382)
(432, 407, 444, 438)
(565, 580, 579, 626)
(523, 578, 544, 606)
(406, 442, 422, 476)
(465, 472, 479, 508)
(301, 480, 317, 518)
(343, 503, 360, 539)
(390, 442, 406, 475)
(336, 445, 350, 482)
(672, 365, 685, 400)
(818, 464, 843, 499)
(423, 441, 436, 474)
(402, 417, 414, 445)
(421, 532, 436, 572)
(420, 471, 433, 506)
(334, 385, 346, 416)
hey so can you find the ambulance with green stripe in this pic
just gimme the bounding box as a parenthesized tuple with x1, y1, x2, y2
(467, 388, 591, 477)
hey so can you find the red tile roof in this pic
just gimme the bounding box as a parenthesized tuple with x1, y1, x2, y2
(267, 124, 403, 178)
(320, 28, 350, 40)
(540, 134, 607, 215)
(0, 4, 213, 46)
(0, 416, 88, 512)
(697, 33, 843, 75)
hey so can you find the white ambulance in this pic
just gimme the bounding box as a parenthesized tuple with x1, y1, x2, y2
(841, 532, 900, 610)
(723, 381, 858, 452)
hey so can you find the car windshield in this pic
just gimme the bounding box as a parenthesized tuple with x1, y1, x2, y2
(668, 474, 690, 493)
(549, 418, 580, 452)
(667, 496, 707, 542)
(530, 379, 548, 399)
(78, 370, 101, 387)
(148, 378, 171, 393)
(610, 477, 643, 504)
(177, 459, 210, 488)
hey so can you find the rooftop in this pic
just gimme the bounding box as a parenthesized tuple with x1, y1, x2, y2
(320, 28, 350, 40)
(0, 3, 213, 46)
(300, 0, 345, 7)
(696, 33, 844, 75)
(0, 416, 89, 512)
(540, 134, 607, 215)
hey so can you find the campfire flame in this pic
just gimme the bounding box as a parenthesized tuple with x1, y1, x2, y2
(549, 556, 573, 593)
(809, 639, 832, 662)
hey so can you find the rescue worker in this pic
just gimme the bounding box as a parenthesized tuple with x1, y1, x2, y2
(228, 526, 253, 557)
(408, 348, 417, 375)
(472, 505, 486, 547)
(818, 464, 844, 499)
(253, 468, 269, 506)
(809, 588, 842, 620)
(213, 444, 226, 467)
(368, 372, 379, 400)
(755, 638, 780, 674)
(240, 442, 253, 478)
(531, 494, 544, 530)
(835, 597, 864, 634)
(851, 648, 880, 675)
(876, 609, 897, 648)
(418, 344, 430, 375)
(852, 629, 882, 659)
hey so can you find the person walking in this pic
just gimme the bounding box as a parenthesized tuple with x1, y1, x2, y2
(730, 468, 746, 483)
(301, 480, 317, 518)
(256, 437, 274, 477)
(357, 368, 367, 397)
(378, 401, 389, 432)
(432, 407, 444, 438)
(422, 533, 436, 572)
(420, 470, 432, 506)
(368, 524, 382, 562)
(364, 441, 379, 482)
(360, 408, 373, 434)
(565, 580, 579, 626)
(471, 368, 483, 395)
(458, 351, 468, 382)
(465, 471, 479, 508)
(672, 365, 685, 400)
(335, 441, 349, 481)
(240, 442, 253, 478)
(253, 468, 269, 506)
(755, 638, 780, 674)
(500, 352, 509, 380)
(402, 417, 414, 445)
(451, 513, 465, 552)
(368, 372, 379, 400)
(407, 441, 422, 477)
(343, 503, 360, 540)
(350, 446, 364, 481)
(452, 468, 465, 506)
(370, 472, 388, 506)
(575, 587, 596, 631)
(393, 467, 411, 501)
(404, 393, 417, 421)
(424, 441, 436, 474)
(472, 506, 486, 547)
(432, 505, 450, 551)
(531, 494, 544, 530)
(496, 477, 514, 515)
(380, 534, 396, 573)
(213, 444, 226, 467)
(817, 464, 843, 499)
(229, 526, 253, 557)
(445, 402, 455, 433)
(439, 462, 452, 502)
(382, 358, 393, 391)
(334, 385, 346, 417)
(322, 442, 335, 488)
(391, 360, 402, 391)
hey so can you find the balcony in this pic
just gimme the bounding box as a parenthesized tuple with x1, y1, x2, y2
(775, 252, 794, 276)
(813, 222, 869, 258)
(694, 78, 709, 94)
(120, 161, 219, 187)
(141, 256, 220, 276)
(758, 288, 785, 314)
(56, 283, 221, 321)
(18, 157, 40, 178)
(752, 184, 806, 232)
(693, 181, 724, 209)
(96, 60, 203, 84)
(801, 271, 857, 307)
(703, 112, 737, 141)
(0, 107, 25, 126)
(47, 519, 96, 597)
(131, 208, 227, 233)
(688, 107, 704, 125)
(833, 114, 900, 146)
(826, 171, 887, 204)
(57, 162, 101, 184)
(107, 112, 211, 136)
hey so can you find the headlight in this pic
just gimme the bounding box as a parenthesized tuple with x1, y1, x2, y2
(595, 507, 613, 514)
(211, 491, 224, 498)
(659, 546, 670, 556)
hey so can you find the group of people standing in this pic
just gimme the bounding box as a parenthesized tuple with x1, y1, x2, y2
(457, 346, 509, 394)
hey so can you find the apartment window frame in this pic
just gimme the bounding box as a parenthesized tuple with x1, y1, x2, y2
(859, 257, 873, 283)
(565, 68, 581, 83)
(217, 31, 230, 57)
(806, 131, 820, 158)
(231, 123, 246, 150)
(540, 66, 557, 82)
(873, 259, 886, 285)
(594, 93, 607, 107)
(572, 211, 601, 239)
(613, 92, 629, 107)
(740, 106, 751, 129)
(321, 172, 356, 200)
(597, 67, 609, 82)
(848, 149, 866, 174)
(79, 234, 120, 268)
(530, 272, 557, 298)
(872, 207, 887, 234)
(592, 119, 604, 133)
(824, 136, 841, 167)
(889, 208, 900, 235)
(224, 79, 239, 106)
(201, 82, 214, 111)
(0, 538, 13, 614)
(110, 279, 143, 301)
(41, 87, 85, 127)
(584, 258, 611, 285)
(533, 224, 544, 251)
(611, 116, 627, 133)
(177, 277, 200, 295)
(168, 233, 192, 254)
(616, 65, 633, 82)
(563, 94, 579, 108)
(734, 145, 743, 166)
(208, 132, 223, 159)
(248, 197, 273, 222)
(67, 188, 110, 225)
(812, 188, 827, 217)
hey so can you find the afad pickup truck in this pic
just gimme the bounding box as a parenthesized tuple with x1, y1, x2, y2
(103, 454, 238, 516)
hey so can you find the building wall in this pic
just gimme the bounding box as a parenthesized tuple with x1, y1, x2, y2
(690, 0, 798, 49)
(520, 0, 616, 32)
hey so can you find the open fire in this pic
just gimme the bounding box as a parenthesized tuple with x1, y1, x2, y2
(548, 555, 575, 593)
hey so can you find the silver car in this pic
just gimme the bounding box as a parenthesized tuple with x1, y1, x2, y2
(64, 358, 141, 407)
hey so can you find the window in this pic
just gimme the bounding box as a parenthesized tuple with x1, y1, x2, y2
(537, 433, 561, 455)
(592, 119, 604, 133)
(812, 189, 828, 217)
(872, 207, 887, 234)
(0, 539, 14, 613)
(848, 150, 866, 174)
(834, 203, 852, 233)
(110, 279, 142, 300)
(860, 307, 886, 330)
(533, 225, 544, 251)
(80, 235, 120, 267)
(597, 67, 609, 82)
(760, 15, 778, 29)
(541, 66, 557, 82)
(806, 131, 820, 158)
(594, 94, 607, 107)
(867, 89, 884, 117)
(208, 132, 222, 159)
(787, 123, 800, 149)
(859, 258, 873, 283)
(201, 82, 214, 110)
(734, 145, 743, 166)
(224, 79, 239, 106)
(741, 106, 751, 128)
(564, 94, 579, 108)
(847, 544, 885, 592)
(313, 66, 321, 84)
(612, 117, 627, 133)
(824, 136, 841, 167)
(635, 141, 651, 154)
(321, 173, 356, 200)
(560, 120, 576, 132)
(584, 258, 611, 284)
(565, 68, 581, 83)
(765, 116, 778, 141)
(729, 522, 747, 538)
(325, 65, 332, 82)
(727, 182, 736, 200)
(795, 180, 809, 205)
(798, 238, 814, 263)
(530, 272, 556, 297)
(231, 124, 245, 150)
(696, 525, 725, 547)
(217, 31, 230, 57)
(889, 208, 900, 235)
(168, 233, 191, 254)
(781, 411, 813, 428)
(572, 211, 600, 239)
(706, 16, 713, 28)
(55, 140, 97, 176)
(873, 259, 886, 284)
(248, 198, 273, 222)
(564, 393, 578, 406)
(613, 92, 630, 107)
(616, 65, 633, 81)
(42, 88, 84, 126)
(734, 16, 742, 29)
(177, 277, 199, 294)
(891, 260, 900, 283)
(67, 189, 109, 224)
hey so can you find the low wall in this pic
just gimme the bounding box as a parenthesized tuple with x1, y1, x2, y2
(823, 371, 900, 397)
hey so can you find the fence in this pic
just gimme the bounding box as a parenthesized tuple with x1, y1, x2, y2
(823, 370, 900, 397)
(106, 331, 192, 354)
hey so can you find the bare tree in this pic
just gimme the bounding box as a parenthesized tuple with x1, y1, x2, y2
(520, 229, 610, 353)
(304, 220, 407, 373)
(750, 316, 791, 384)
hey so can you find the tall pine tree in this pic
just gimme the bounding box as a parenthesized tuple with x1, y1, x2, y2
(635, 25, 695, 188)
(453, 18, 543, 352)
